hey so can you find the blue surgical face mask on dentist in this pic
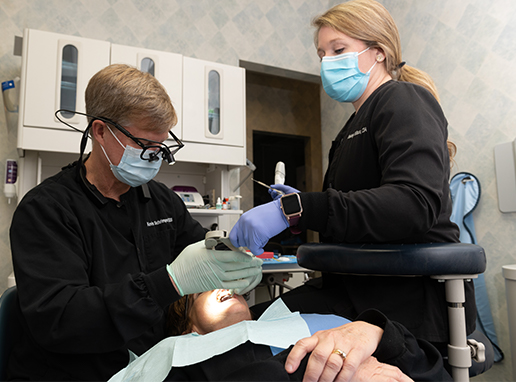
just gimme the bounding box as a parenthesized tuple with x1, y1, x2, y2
(100, 125, 162, 187)
(320, 47, 377, 103)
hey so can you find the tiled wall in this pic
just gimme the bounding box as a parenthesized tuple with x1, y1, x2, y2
(0, 1, 514, 380)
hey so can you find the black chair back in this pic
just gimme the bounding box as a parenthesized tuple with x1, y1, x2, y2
(0, 286, 20, 381)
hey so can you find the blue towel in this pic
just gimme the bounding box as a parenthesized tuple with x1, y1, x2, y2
(450, 172, 503, 362)
(269, 314, 351, 355)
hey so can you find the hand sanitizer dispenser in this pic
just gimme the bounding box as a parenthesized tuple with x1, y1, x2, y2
(494, 137, 516, 213)
(2, 77, 19, 131)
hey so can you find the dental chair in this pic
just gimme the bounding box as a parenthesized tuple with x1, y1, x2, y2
(0, 286, 20, 381)
(296, 242, 493, 382)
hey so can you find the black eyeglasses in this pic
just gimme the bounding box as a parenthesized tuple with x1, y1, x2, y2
(103, 119, 183, 165)
(55, 110, 184, 165)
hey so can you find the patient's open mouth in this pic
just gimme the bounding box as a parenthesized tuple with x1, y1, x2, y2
(216, 289, 234, 303)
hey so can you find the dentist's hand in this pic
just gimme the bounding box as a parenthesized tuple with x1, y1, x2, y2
(229, 199, 289, 256)
(167, 240, 263, 296)
(237, 271, 263, 295)
(269, 184, 300, 200)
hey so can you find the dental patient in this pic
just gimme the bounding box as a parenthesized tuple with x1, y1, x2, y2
(167, 289, 253, 336)
(109, 289, 451, 381)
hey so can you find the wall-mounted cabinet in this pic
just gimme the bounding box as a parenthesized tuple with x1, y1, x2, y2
(182, 57, 245, 148)
(17, 29, 246, 167)
(110, 44, 183, 139)
(17, 29, 110, 154)
(179, 57, 246, 166)
(15, 29, 246, 229)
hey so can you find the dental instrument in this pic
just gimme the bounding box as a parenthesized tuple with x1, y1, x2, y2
(252, 179, 285, 196)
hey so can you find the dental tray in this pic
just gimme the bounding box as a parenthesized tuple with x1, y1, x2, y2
(261, 255, 298, 264)
(261, 255, 304, 272)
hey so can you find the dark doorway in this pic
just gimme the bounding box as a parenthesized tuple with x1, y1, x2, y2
(253, 131, 307, 254)
(242, 63, 322, 246)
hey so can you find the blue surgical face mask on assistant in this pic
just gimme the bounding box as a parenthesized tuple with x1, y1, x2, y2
(320, 47, 377, 103)
(101, 125, 162, 187)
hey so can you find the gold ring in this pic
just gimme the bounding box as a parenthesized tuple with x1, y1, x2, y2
(332, 349, 347, 360)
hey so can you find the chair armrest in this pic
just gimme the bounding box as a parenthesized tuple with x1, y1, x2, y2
(296, 243, 486, 276)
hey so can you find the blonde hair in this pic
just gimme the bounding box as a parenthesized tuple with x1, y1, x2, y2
(312, 0, 456, 160)
(85, 64, 177, 133)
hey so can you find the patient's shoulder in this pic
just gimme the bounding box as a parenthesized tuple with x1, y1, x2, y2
(301, 313, 351, 334)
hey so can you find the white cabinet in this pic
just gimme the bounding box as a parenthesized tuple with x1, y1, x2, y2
(110, 44, 183, 139)
(18, 29, 110, 154)
(181, 57, 246, 166)
(17, 29, 246, 166)
(15, 29, 246, 218)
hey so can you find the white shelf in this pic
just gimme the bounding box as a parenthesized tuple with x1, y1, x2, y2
(188, 209, 242, 215)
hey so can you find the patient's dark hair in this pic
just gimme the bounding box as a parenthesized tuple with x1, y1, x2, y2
(166, 296, 192, 336)
(166, 293, 256, 336)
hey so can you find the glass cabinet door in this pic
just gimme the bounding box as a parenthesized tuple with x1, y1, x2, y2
(207, 70, 221, 136)
(59, 44, 78, 119)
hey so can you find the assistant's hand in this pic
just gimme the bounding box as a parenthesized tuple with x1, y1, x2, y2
(268, 184, 300, 200)
(285, 321, 384, 382)
(351, 357, 413, 382)
(229, 199, 289, 256)
(167, 241, 263, 296)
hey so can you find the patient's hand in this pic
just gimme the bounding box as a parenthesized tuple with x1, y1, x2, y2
(352, 357, 412, 382)
(285, 321, 383, 382)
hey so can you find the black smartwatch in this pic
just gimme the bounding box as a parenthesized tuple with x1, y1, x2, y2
(280, 193, 302, 234)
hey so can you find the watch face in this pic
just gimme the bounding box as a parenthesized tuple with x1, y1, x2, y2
(282, 194, 301, 215)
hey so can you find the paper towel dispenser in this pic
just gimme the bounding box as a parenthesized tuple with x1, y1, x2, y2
(494, 137, 516, 213)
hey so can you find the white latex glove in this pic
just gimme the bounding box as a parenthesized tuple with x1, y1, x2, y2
(167, 240, 263, 296)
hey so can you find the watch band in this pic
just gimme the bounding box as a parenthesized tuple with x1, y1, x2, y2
(280, 193, 302, 234)
(288, 215, 302, 234)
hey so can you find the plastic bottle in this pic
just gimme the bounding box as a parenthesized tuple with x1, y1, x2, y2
(216, 197, 222, 210)
(4, 159, 17, 204)
(2, 78, 19, 112)
(229, 195, 242, 210)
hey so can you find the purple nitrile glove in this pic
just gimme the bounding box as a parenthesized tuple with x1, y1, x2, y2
(268, 184, 301, 200)
(229, 199, 289, 256)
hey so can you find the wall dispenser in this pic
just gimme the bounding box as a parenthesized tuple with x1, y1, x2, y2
(494, 137, 516, 213)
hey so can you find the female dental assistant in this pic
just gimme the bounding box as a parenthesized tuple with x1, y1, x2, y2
(230, 1, 475, 377)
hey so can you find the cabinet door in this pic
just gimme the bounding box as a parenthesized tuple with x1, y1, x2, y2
(182, 57, 245, 147)
(18, 29, 110, 153)
(111, 44, 183, 139)
(21, 29, 110, 131)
